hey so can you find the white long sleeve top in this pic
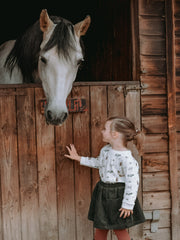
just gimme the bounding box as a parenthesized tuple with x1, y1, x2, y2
(80, 144, 139, 210)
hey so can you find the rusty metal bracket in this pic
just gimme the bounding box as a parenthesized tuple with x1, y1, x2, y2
(117, 84, 147, 97)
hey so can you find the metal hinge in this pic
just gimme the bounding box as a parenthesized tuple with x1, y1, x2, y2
(117, 84, 147, 97)
(144, 210, 160, 233)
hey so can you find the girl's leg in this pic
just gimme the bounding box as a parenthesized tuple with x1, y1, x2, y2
(113, 229, 131, 240)
(94, 228, 109, 240)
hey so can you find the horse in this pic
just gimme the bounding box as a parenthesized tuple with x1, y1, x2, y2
(0, 9, 91, 125)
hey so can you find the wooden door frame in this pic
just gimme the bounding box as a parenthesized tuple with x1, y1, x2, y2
(131, 0, 140, 82)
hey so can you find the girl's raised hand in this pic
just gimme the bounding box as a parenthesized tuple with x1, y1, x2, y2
(65, 144, 81, 162)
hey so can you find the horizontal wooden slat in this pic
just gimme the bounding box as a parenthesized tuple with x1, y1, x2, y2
(175, 58, 180, 76)
(174, 0, 180, 18)
(141, 76, 166, 95)
(175, 38, 180, 57)
(140, 56, 166, 76)
(139, 16, 165, 36)
(142, 115, 167, 133)
(176, 94, 180, 111)
(143, 192, 171, 210)
(139, 0, 165, 16)
(143, 153, 169, 172)
(140, 36, 165, 56)
(175, 19, 180, 37)
(141, 95, 167, 115)
(177, 151, 180, 169)
(143, 228, 171, 240)
(143, 171, 169, 191)
(176, 76, 180, 93)
(143, 134, 168, 153)
(177, 132, 180, 150)
(143, 209, 170, 230)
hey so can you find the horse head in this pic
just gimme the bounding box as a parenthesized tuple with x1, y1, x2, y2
(38, 9, 91, 125)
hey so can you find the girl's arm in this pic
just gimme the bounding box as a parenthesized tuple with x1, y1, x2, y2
(121, 157, 139, 211)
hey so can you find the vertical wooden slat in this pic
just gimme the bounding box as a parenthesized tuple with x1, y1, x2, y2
(90, 86, 107, 189)
(165, 0, 180, 239)
(125, 88, 143, 240)
(35, 88, 58, 240)
(108, 85, 126, 240)
(55, 111, 76, 239)
(0, 94, 21, 240)
(17, 88, 40, 240)
(90, 86, 107, 239)
(72, 86, 93, 240)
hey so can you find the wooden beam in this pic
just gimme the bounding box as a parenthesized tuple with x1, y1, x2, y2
(165, 0, 180, 240)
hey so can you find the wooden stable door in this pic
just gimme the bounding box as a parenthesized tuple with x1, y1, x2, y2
(0, 81, 142, 240)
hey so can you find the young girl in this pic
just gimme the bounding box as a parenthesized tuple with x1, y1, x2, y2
(65, 116, 146, 240)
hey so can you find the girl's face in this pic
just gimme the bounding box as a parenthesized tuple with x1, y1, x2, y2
(101, 121, 113, 143)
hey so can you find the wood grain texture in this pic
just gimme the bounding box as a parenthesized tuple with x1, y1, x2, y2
(35, 88, 58, 240)
(17, 88, 40, 240)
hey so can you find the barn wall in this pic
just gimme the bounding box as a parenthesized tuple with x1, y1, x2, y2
(0, 82, 142, 240)
(174, 0, 180, 232)
(138, 0, 172, 239)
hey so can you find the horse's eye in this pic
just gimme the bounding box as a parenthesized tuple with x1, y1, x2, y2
(40, 56, 47, 64)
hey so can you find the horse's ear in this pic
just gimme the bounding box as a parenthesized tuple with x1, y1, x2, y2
(74, 15, 91, 37)
(40, 9, 54, 32)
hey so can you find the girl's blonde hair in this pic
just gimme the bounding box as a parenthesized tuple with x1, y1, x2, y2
(107, 116, 144, 156)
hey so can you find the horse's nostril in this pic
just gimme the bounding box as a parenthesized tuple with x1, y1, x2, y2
(47, 110, 53, 120)
(62, 112, 68, 122)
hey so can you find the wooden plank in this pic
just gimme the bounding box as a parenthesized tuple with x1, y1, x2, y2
(176, 94, 180, 111)
(175, 38, 180, 57)
(174, 0, 180, 18)
(125, 89, 143, 240)
(143, 192, 171, 210)
(35, 88, 58, 240)
(143, 134, 168, 153)
(141, 76, 166, 95)
(107, 85, 125, 117)
(141, 95, 167, 115)
(107, 84, 126, 240)
(175, 58, 180, 77)
(178, 151, 180, 169)
(143, 171, 169, 191)
(0, 95, 21, 240)
(143, 228, 171, 240)
(140, 36, 165, 56)
(90, 86, 107, 189)
(139, 16, 165, 36)
(143, 209, 170, 230)
(142, 153, 169, 172)
(140, 56, 166, 76)
(90, 86, 107, 239)
(176, 133, 180, 150)
(142, 115, 167, 133)
(16, 88, 40, 240)
(55, 110, 76, 239)
(175, 19, 180, 37)
(72, 86, 93, 240)
(139, 0, 165, 16)
(166, 0, 180, 238)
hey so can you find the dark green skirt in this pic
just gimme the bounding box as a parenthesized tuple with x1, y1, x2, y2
(88, 180, 146, 229)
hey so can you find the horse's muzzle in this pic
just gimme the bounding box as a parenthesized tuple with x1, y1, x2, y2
(46, 110, 68, 126)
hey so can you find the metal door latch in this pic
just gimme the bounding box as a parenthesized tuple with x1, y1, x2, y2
(144, 210, 160, 233)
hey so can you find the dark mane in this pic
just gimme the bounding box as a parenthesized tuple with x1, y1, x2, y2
(4, 16, 84, 83)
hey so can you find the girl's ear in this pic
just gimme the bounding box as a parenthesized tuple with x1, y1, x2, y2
(111, 131, 119, 138)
